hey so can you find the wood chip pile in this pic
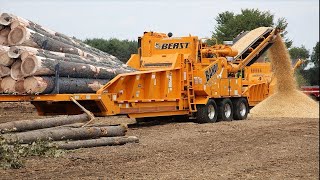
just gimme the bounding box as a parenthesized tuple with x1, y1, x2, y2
(0, 12, 134, 95)
(250, 34, 319, 118)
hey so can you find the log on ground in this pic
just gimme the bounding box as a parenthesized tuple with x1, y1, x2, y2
(0, 113, 89, 133)
(2, 125, 127, 144)
(24, 76, 110, 94)
(53, 136, 139, 150)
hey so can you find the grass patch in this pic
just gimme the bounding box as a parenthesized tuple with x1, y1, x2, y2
(0, 136, 64, 169)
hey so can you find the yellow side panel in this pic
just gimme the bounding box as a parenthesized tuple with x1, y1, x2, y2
(229, 78, 242, 97)
(103, 69, 182, 102)
(126, 54, 141, 69)
(220, 79, 230, 96)
(246, 83, 269, 106)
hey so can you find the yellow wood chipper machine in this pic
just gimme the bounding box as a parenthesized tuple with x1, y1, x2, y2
(0, 27, 279, 123)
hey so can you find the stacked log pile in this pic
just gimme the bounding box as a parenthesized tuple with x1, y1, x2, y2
(0, 12, 134, 94)
(0, 114, 139, 149)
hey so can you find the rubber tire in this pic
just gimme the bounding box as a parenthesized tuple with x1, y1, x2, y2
(232, 98, 249, 120)
(217, 98, 233, 121)
(196, 99, 218, 123)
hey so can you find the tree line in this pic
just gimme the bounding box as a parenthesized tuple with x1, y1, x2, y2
(84, 9, 319, 86)
(84, 38, 138, 63)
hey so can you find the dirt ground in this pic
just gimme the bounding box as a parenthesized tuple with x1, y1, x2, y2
(0, 102, 319, 180)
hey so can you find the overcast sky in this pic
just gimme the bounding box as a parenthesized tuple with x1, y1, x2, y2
(1, 0, 319, 51)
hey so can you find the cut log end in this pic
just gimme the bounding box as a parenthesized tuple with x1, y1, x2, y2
(0, 27, 11, 37)
(24, 76, 48, 94)
(0, 76, 16, 94)
(10, 59, 24, 80)
(8, 25, 26, 45)
(0, 35, 8, 45)
(0, 65, 10, 77)
(10, 20, 23, 29)
(0, 53, 14, 66)
(0, 13, 12, 25)
(21, 55, 38, 76)
(8, 46, 21, 58)
(0, 45, 12, 66)
(14, 79, 26, 94)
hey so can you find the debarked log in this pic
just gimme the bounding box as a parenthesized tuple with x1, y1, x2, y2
(53, 136, 139, 150)
(0, 113, 90, 133)
(8, 46, 122, 67)
(8, 25, 82, 54)
(7, 26, 123, 66)
(2, 125, 127, 144)
(24, 76, 109, 94)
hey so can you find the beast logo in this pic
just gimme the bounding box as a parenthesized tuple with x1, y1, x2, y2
(155, 42, 189, 49)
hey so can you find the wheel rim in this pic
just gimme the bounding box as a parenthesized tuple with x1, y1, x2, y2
(239, 102, 247, 117)
(208, 104, 215, 119)
(224, 103, 232, 118)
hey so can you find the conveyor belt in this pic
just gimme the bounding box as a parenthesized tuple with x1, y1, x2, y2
(232, 27, 273, 61)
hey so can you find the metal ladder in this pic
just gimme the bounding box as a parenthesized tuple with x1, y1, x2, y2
(185, 59, 197, 112)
